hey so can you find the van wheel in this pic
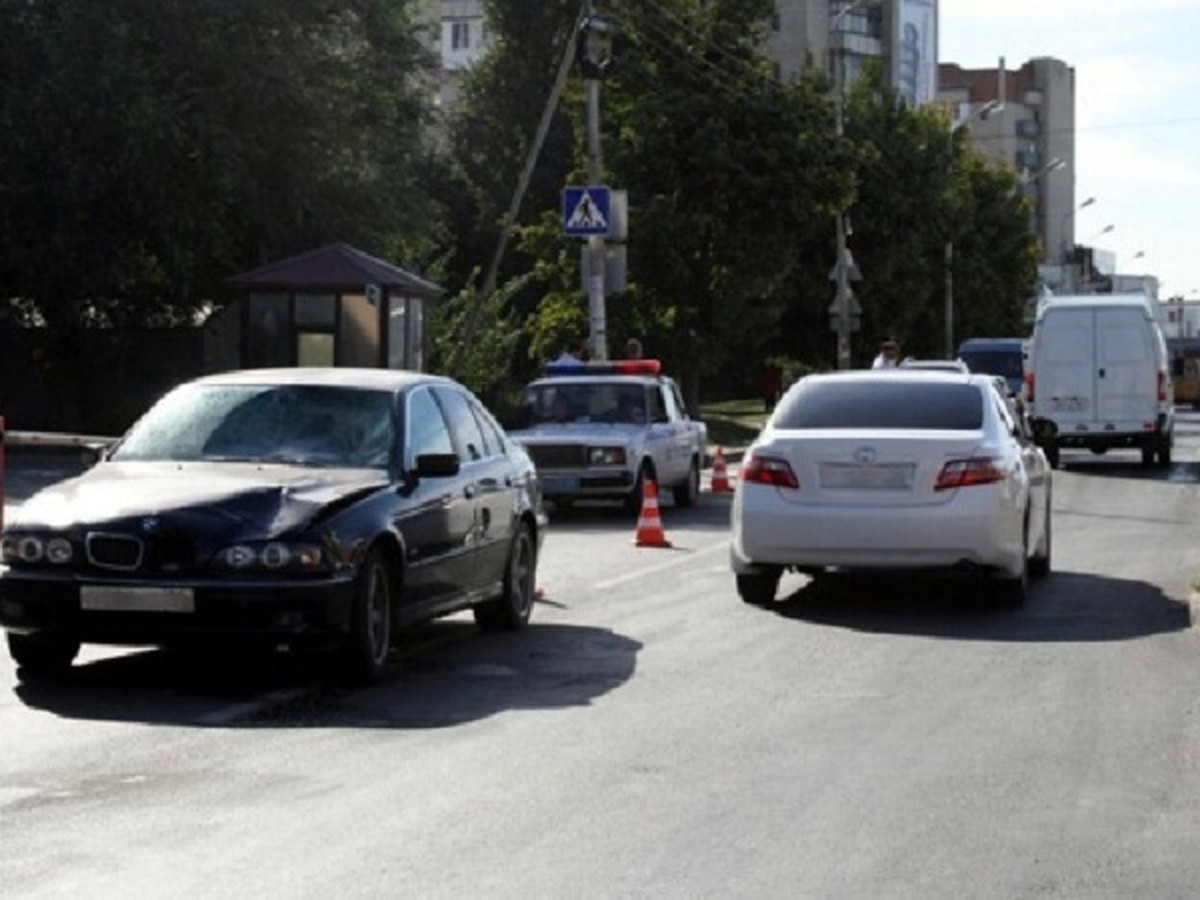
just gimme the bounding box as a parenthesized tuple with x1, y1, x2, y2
(1141, 445, 1155, 467)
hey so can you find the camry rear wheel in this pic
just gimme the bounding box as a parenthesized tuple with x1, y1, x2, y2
(342, 547, 392, 684)
(1030, 503, 1052, 578)
(7, 631, 80, 679)
(474, 525, 537, 631)
(994, 529, 1029, 608)
(737, 569, 781, 606)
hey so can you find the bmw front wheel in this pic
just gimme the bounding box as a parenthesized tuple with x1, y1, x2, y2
(342, 547, 393, 683)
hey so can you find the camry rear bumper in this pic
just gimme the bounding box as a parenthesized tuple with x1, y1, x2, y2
(731, 494, 1024, 577)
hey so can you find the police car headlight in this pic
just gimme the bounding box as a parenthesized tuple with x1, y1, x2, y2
(588, 447, 627, 466)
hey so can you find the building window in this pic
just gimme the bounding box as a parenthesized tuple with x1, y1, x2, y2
(451, 21, 470, 51)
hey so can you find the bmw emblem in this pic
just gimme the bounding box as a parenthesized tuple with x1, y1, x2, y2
(141, 517, 160, 532)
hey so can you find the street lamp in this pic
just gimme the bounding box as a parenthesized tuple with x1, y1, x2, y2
(944, 98, 1003, 358)
(1059, 196, 1096, 263)
(830, 0, 870, 369)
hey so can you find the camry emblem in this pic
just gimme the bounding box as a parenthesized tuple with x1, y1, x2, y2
(852, 446, 876, 464)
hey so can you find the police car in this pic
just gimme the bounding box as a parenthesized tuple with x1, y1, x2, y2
(508, 359, 708, 511)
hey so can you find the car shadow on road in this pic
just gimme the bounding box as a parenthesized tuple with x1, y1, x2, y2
(11, 621, 642, 729)
(546, 491, 734, 534)
(1054, 457, 1200, 484)
(768, 570, 1190, 643)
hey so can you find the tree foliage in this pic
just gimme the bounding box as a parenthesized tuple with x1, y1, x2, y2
(0, 0, 440, 328)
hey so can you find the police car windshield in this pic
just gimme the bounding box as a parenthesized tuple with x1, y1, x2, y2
(526, 381, 646, 425)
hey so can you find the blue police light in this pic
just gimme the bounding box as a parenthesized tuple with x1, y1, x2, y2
(544, 359, 662, 376)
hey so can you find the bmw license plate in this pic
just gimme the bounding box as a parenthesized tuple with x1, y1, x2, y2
(80, 585, 195, 613)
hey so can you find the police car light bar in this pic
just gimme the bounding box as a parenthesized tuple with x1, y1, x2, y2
(544, 359, 662, 376)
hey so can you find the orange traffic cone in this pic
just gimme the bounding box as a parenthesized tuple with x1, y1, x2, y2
(710, 447, 733, 493)
(634, 478, 673, 548)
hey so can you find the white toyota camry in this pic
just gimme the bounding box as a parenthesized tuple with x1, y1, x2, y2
(730, 370, 1052, 607)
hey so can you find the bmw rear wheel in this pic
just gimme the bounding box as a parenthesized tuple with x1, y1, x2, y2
(737, 568, 781, 606)
(342, 547, 392, 683)
(475, 524, 537, 631)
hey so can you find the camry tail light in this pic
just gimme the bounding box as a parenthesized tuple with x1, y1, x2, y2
(741, 454, 800, 489)
(935, 457, 1006, 491)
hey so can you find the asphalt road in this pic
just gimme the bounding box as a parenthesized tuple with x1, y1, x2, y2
(4, 418, 1200, 897)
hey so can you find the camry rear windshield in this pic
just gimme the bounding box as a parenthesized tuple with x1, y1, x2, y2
(774, 380, 983, 430)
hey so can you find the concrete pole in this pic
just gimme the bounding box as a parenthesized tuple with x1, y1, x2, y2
(584, 0, 608, 361)
(586, 75, 608, 361)
(831, 1, 867, 370)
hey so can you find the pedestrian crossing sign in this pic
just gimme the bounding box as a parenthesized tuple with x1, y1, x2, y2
(562, 186, 611, 236)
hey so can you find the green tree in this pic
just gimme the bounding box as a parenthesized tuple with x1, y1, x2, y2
(517, 0, 854, 402)
(0, 0, 441, 329)
(837, 71, 1038, 362)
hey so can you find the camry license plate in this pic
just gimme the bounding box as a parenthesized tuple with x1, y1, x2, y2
(820, 464, 913, 490)
(80, 586, 195, 613)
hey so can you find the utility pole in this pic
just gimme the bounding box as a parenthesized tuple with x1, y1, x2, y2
(830, 0, 868, 370)
(447, 11, 584, 374)
(945, 99, 1002, 358)
(580, 3, 613, 361)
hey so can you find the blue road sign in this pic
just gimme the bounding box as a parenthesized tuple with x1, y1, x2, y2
(563, 186, 611, 236)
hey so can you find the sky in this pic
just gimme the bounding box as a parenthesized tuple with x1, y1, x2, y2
(940, 0, 1200, 299)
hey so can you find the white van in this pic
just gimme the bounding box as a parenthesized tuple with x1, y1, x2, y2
(1025, 294, 1173, 468)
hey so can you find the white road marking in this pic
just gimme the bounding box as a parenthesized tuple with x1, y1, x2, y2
(593, 538, 729, 591)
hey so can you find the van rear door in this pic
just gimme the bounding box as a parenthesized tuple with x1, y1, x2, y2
(1036, 308, 1093, 425)
(1096, 307, 1156, 424)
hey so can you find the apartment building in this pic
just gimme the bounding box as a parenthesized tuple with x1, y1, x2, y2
(937, 57, 1075, 276)
(426, 0, 487, 113)
(764, 0, 938, 107)
(428, 1, 937, 109)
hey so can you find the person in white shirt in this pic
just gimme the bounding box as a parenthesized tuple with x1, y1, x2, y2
(872, 337, 900, 369)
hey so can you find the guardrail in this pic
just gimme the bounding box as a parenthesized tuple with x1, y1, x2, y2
(5, 430, 116, 451)
(0, 417, 118, 530)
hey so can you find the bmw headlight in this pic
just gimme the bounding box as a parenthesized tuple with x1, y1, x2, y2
(214, 541, 330, 574)
(1, 533, 75, 565)
(588, 446, 627, 466)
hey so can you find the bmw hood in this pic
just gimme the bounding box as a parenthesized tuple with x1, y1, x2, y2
(12, 461, 390, 540)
